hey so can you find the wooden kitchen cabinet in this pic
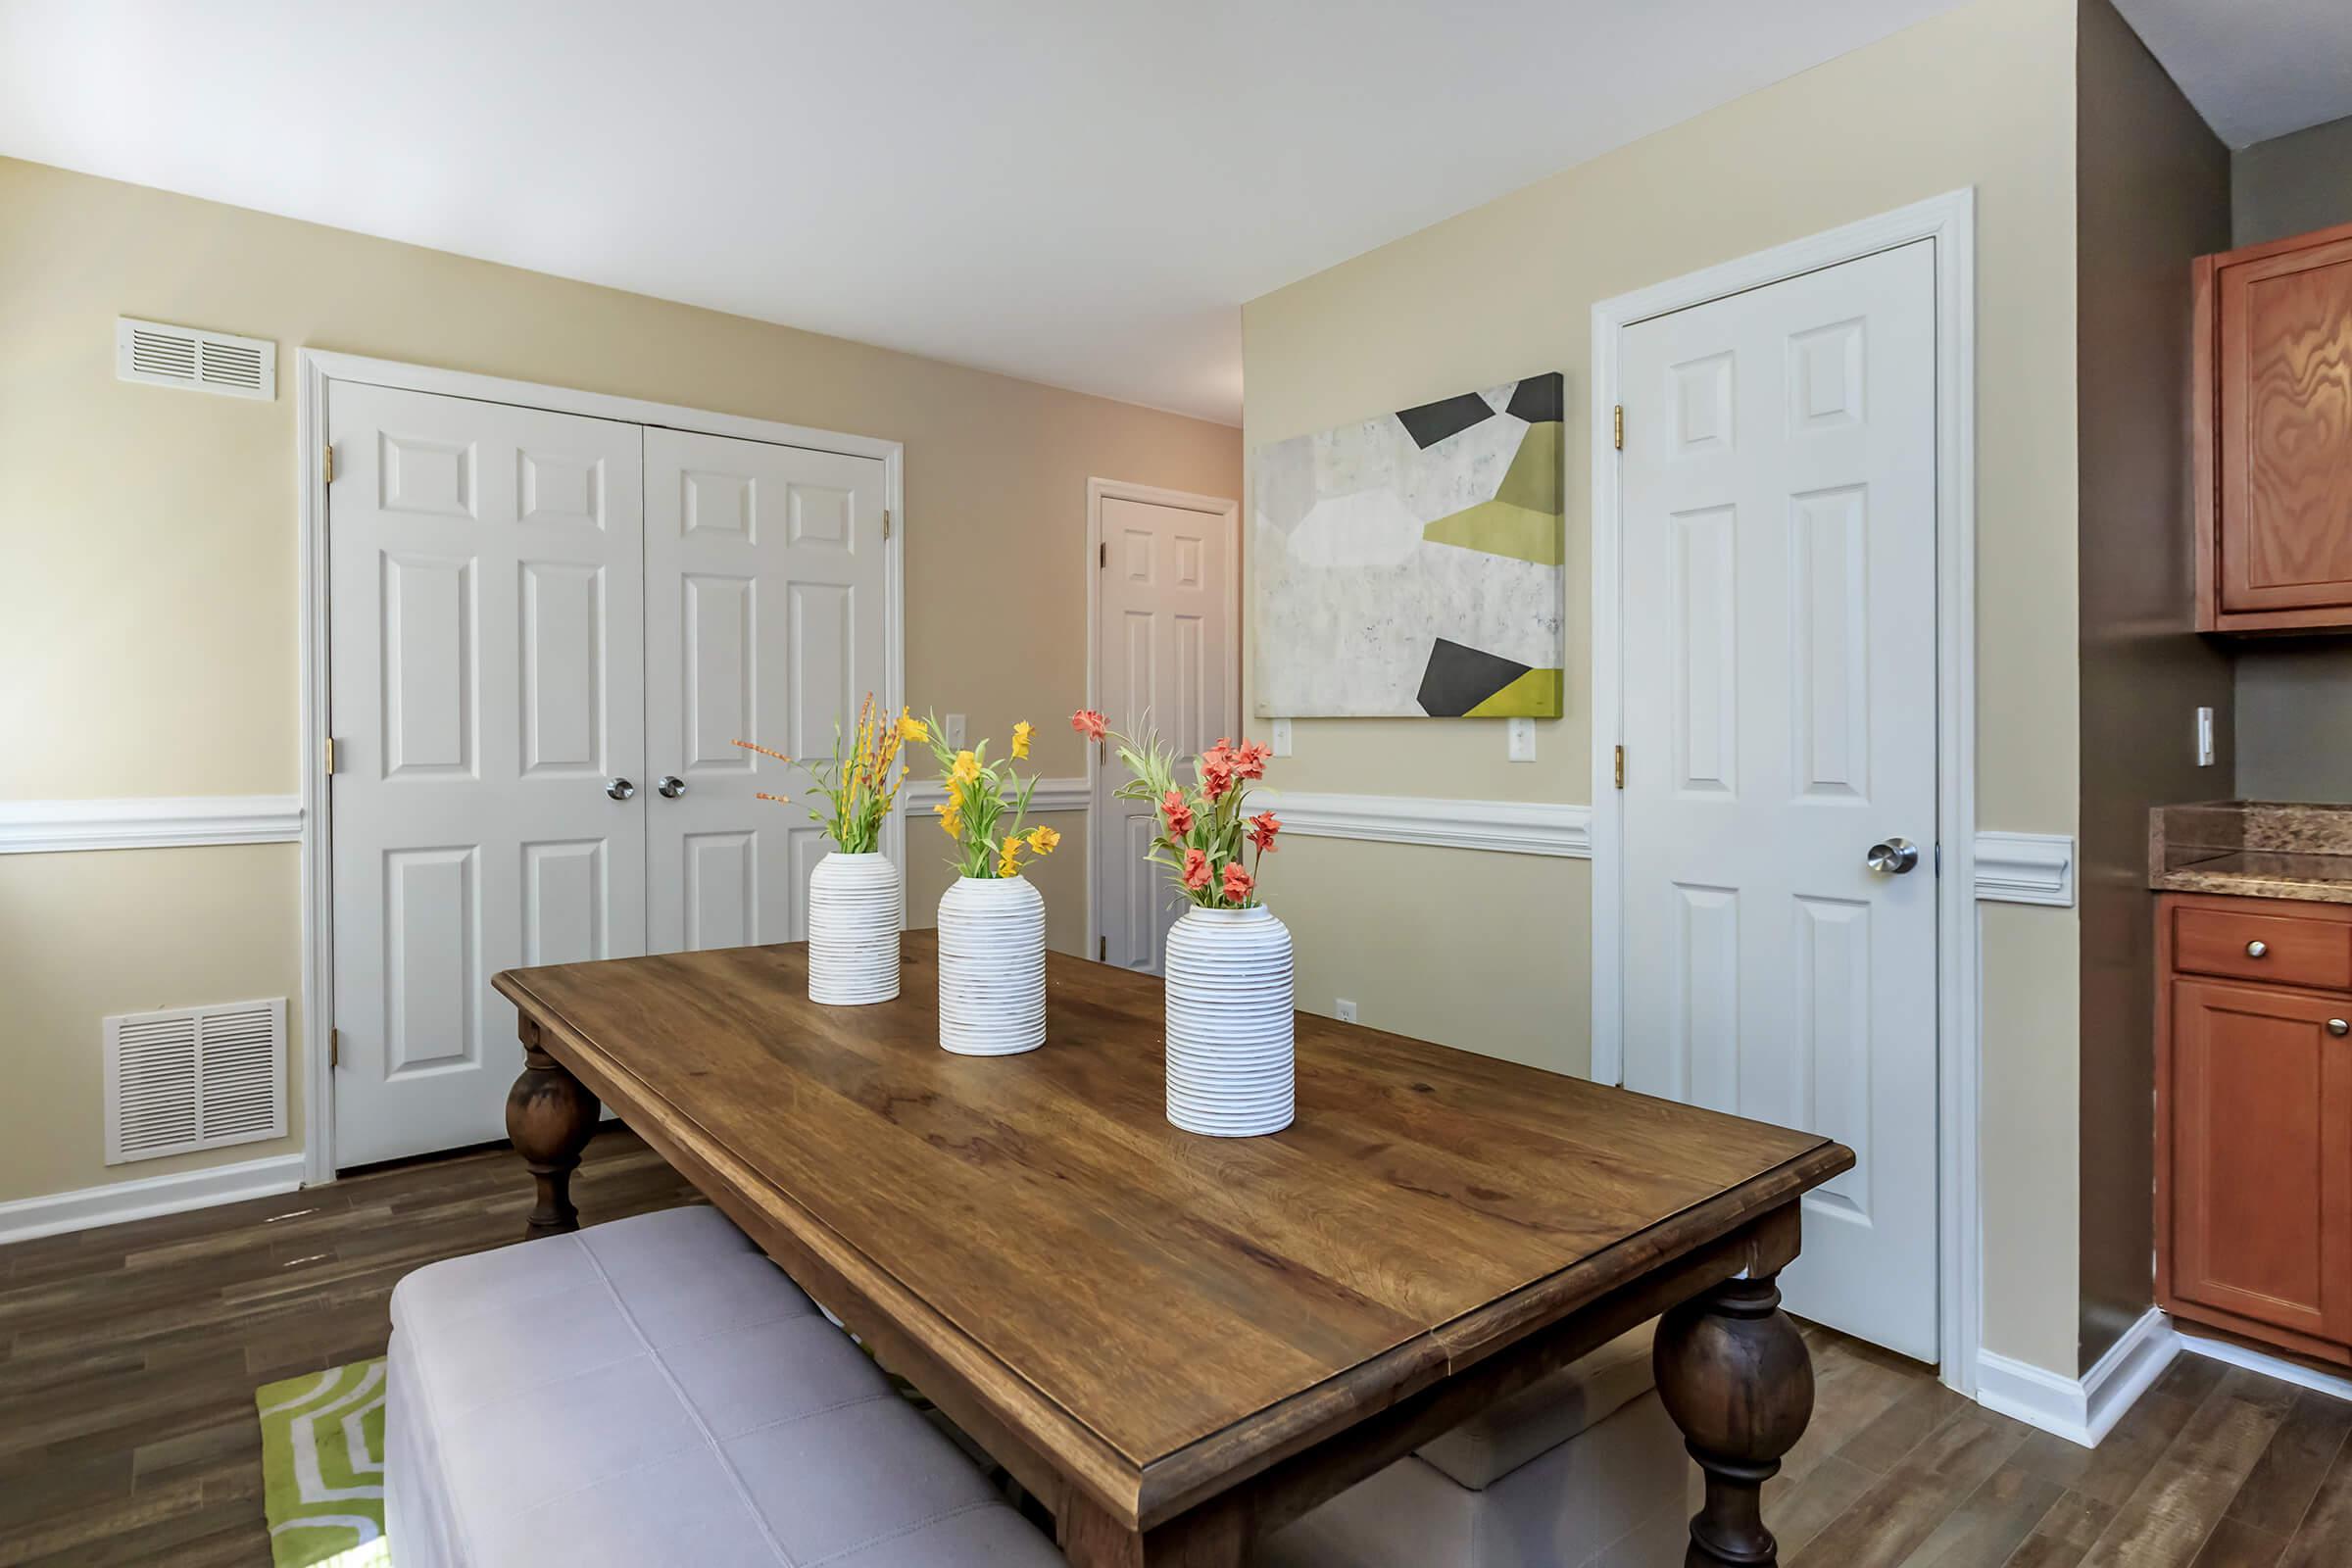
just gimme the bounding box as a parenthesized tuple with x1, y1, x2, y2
(2194, 219, 2352, 632)
(2158, 893, 2352, 1361)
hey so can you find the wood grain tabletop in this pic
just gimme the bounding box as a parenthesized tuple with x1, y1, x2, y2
(495, 931, 1849, 1532)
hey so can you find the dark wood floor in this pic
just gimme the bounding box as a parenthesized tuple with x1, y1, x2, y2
(3, 1132, 2350, 1567)
(0, 1131, 700, 1567)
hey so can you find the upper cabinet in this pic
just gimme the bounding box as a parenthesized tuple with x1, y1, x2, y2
(2195, 219, 2352, 633)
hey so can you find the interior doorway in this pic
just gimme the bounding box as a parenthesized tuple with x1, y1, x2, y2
(1084, 479, 1241, 975)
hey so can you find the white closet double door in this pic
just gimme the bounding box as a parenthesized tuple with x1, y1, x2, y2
(328, 382, 889, 1166)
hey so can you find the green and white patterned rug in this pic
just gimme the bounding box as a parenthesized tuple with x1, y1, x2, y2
(255, 1358, 393, 1568)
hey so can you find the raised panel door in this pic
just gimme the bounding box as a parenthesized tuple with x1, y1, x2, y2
(1618, 239, 1939, 1357)
(1093, 493, 1235, 975)
(643, 428, 890, 953)
(2201, 221, 2352, 630)
(2167, 976, 2352, 1344)
(328, 382, 647, 1165)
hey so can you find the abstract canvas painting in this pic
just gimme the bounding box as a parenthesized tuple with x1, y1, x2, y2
(1252, 373, 1565, 717)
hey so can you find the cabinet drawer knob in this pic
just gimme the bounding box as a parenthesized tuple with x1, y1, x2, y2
(2246, 940, 2268, 958)
(2331, 1019, 2349, 1038)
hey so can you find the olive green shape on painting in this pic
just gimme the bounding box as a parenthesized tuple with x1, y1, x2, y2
(1421, 422, 1564, 565)
(1464, 667, 1564, 717)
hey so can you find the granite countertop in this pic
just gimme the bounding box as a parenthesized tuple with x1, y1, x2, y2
(2149, 802, 2352, 906)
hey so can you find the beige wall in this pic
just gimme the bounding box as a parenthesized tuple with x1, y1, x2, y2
(0, 157, 1238, 1205)
(2072, 0, 2234, 1373)
(1243, 0, 2084, 1372)
(2229, 114, 2352, 799)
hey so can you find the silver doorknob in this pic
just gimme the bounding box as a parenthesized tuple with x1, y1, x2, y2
(2247, 940, 2268, 958)
(606, 777, 635, 801)
(1865, 837, 1920, 875)
(2330, 1019, 2349, 1038)
(657, 775, 687, 799)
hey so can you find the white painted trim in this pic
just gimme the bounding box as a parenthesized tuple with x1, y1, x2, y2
(1975, 1307, 2178, 1447)
(1083, 477, 1243, 964)
(1973, 831, 2076, 906)
(297, 350, 906, 1186)
(1590, 189, 1981, 1396)
(903, 777, 1090, 814)
(0, 1152, 307, 1247)
(2177, 1322, 2352, 1405)
(1268, 792, 1592, 858)
(0, 796, 302, 854)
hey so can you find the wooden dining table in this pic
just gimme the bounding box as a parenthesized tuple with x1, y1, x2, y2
(493, 932, 1851, 1567)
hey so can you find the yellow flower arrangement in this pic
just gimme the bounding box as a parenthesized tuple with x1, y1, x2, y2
(920, 713, 1059, 879)
(733, 693, 914, 854)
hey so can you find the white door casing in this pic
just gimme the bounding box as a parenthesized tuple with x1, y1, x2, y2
(1088, 482, 1239, 973)
(1616, 239, 1940, 1359)
(327, 382, 648, 1167)
(643, 427, 891, 954)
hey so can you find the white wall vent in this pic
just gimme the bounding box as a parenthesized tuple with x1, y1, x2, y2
(115, 317, 276, 400)
(103, 997, 287, 1164)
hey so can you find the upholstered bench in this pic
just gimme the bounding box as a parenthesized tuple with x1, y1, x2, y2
(385, 1204, 1063, 1568)
(1263, 1323, 1695, 1568)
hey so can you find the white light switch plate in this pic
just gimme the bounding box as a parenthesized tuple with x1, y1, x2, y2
(1507, 717, 1536, 762)
(1270, 718, 1293, 758)
(944, 713, 967, 750)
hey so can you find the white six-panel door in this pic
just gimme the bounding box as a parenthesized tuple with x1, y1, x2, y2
(1618, 239, 1940, 1359)
(328, 383, 647, 1166)
(642, 428, 890, 954)
(1093, 490, 1236, 973)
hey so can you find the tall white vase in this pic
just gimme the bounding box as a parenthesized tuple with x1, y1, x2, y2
(806, 852, 902, 1005)
(936, 874, 1046, 1055)
(1163, 905, 1295, 1137)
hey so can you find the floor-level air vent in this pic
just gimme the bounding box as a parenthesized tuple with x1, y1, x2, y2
(115, 317, 276, 400)
(103, 998, 288, 1164)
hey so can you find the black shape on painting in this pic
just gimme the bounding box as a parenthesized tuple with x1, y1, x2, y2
(1505, 372, 1565, 425)
(1416, 638, 1531, 716)
(1395, 392, 1497, 450)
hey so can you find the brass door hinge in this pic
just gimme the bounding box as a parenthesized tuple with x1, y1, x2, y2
(1614, 745, 1626, 789)
(322, 442, 336, 484)
(323, 736, 337, 774)
(1099, 935, 1107, 961)
(882, 507, 892, 540)
(1100, 541, 1107, 568)
(1612, 405, 1624, 452)
(329, 1028, 341, 1069)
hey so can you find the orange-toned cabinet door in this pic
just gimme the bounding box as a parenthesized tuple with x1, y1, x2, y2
(2215, 231, 2352, 618)
(2169, 977, 2352, 1342)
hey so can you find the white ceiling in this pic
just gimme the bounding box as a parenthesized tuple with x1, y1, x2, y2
(0, 0, 1970, 424)
(2114, 0, 2352, 148)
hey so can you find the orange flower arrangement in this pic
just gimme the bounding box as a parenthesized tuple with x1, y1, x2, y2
(733, 695, 917, 853)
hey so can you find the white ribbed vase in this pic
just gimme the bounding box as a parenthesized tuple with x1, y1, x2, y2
(806, 852, 903, 1005)
(1163, 905, 1295, 1138)
(936, 874, 1046, 1055)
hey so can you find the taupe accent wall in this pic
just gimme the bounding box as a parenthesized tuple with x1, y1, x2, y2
(2230, 113, 2352, 801)
(1246, 0, 2089, 1376)
(0, 156, 1239, 1205)
(2073, 0, 2233, 1375)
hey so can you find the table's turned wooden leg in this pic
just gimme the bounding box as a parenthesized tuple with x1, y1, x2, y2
(1652, 1272, 1814, 1567)
(507, 1020, 598, 1241)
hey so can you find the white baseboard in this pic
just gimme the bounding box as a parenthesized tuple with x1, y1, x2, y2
(0, 1152, 308, 1246)
(1974, 1305, 2177, 1447)
(2176, 1323, 2352, 1404)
